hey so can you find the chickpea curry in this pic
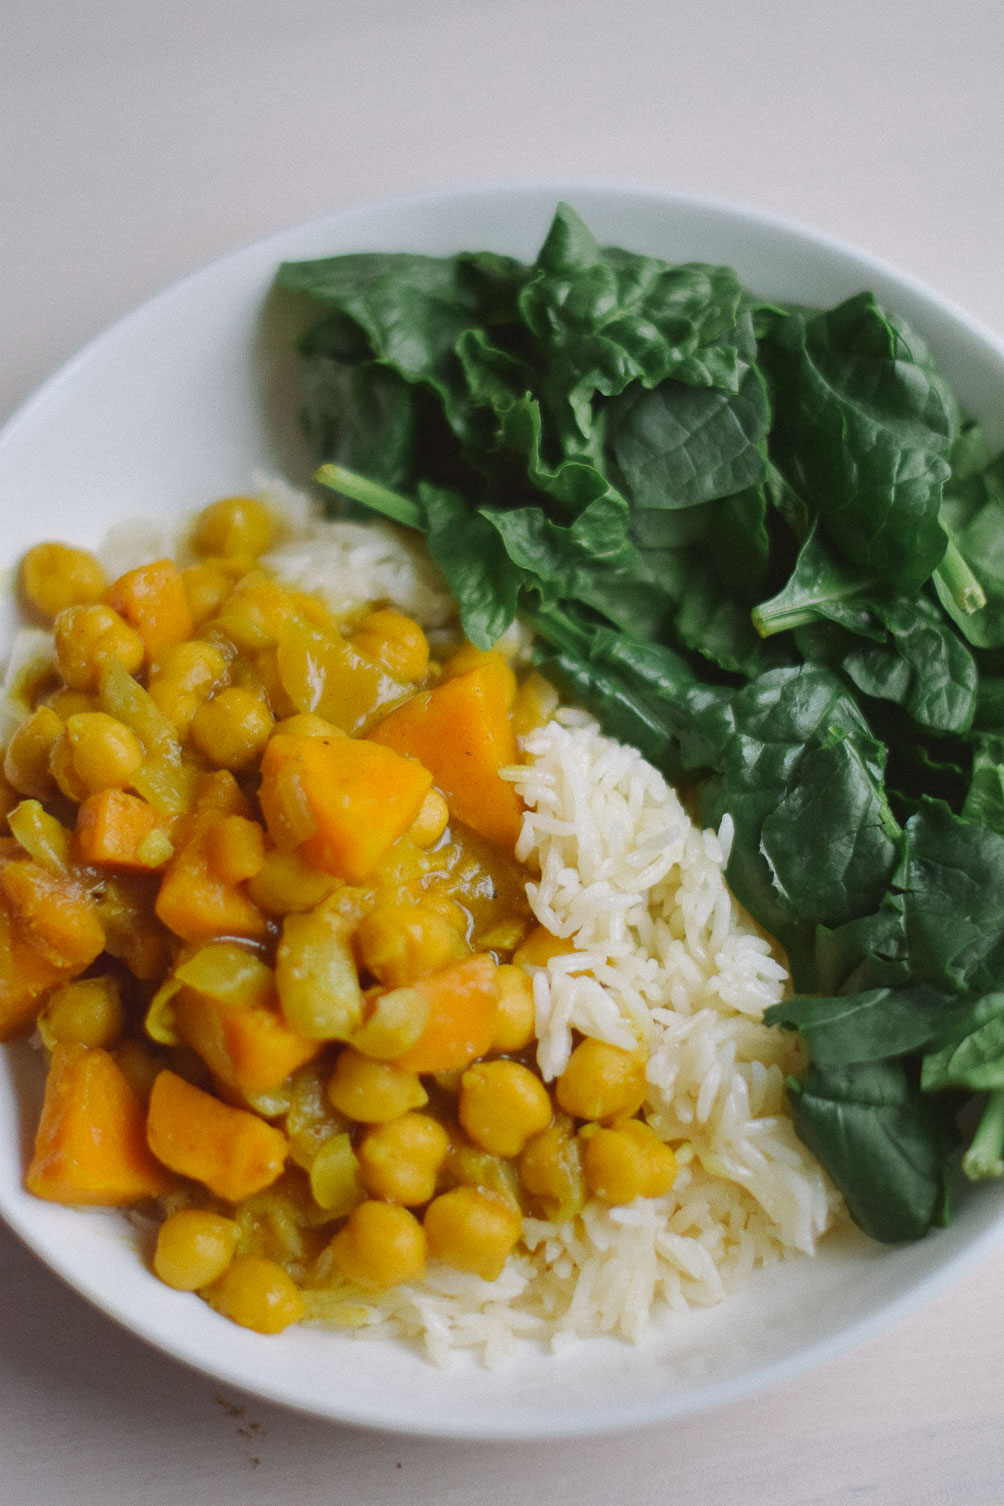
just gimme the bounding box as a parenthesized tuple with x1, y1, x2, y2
(1, 495, 677, 1336)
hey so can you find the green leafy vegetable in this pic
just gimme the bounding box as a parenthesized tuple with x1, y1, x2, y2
(277, 202, 1004, 1244)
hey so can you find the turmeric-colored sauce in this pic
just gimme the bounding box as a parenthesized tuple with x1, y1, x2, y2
(0, 495, 672, 1334)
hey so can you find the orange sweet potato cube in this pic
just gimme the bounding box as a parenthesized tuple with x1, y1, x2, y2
(258, 733, 432, 881)
(105, 558, 193, 663)
(367, 662, 523, 850)
(393, 953, 499, 1073)
(26, 1042, 174, 1205)
(75, 789, 166, 869)
(146, 1069, 288, 1201)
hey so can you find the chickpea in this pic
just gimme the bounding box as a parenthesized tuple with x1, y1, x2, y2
(53, 603, 145, 691)
(357, 1113, 449, 1205)
(308, 1132, 365, 1216)
(423, 1186, 522, 1281)
(555, 1037, 648, 1123)
(153, 1209, 240, 1290)
(3, 705, 63, 798)
(19, 542, 107, 619)
(518, 1118, 587, 1223)
(246, 848, 338, 916)
(191, 495, 278, 560)
(355, 900, 466, 988)
(580, 1119, 677, 1204)
(148, 639, 228, 732)
(113, 1038, 161, 1104)
(181, 559, 238, 626)
(209, 1254, 305, 1333)
(512, 669, 560, 740)
(189, 686, 274, 771)
(205, 814, 267, 884)
(350, 986, 429, 1061)
(38, 976, 124, 1050)
(326, 1047, 428, 1123)
(330, 1200, 426, 1289)
(490, 964, 536, 1053)
(512, 924, 577, 969)
(352, 609, 429, 683)
(273, 712, 345, 739)
(407, 788, 450, 849)
(62, 712, 145, 795)
(459, 1060, 552, 1159)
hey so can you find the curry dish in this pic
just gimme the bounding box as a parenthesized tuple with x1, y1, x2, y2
(1, 494, 678, 1334)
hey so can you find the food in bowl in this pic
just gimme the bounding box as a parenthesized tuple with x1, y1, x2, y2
(0, 482, 836, 1360)
(3, 198, 1004, 1374)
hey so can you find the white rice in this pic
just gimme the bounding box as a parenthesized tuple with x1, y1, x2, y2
(304, 710, 840, 1365)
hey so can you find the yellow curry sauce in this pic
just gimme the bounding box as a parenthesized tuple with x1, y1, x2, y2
(0, 496, 676, 1334)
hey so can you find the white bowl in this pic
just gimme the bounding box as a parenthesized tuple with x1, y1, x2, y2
(2, 182, 1004, 1439)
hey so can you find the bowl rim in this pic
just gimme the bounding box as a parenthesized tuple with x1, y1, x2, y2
(3, 177, 1004, 1439)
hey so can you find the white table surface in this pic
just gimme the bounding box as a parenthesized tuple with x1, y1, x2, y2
(3, 3, 1004, 1501)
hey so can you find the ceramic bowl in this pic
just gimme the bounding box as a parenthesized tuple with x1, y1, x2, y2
(2, 182, 1003, 1438)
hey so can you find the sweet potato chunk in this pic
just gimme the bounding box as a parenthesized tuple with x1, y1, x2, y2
(174, 987, 321, 1098)
(367, 662, 523, 850)
(26, 1043, 173, 1204)
(75, 789, 168, 869)
(259, 733, 432, 881)
(393, 953, 500, 1073)
(0, 856, 106, 972)
(155, 813, 269, 944)
(105, 558, 193, 663)
(146, 1069, 289, 1201)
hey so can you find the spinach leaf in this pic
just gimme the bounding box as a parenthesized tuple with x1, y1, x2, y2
(761, 293, 959, 591)
(921, 992, 1004, 1092)
(841, 595, 976, 736)
(896, 798, 1004, 996)
(606, 313, 770, 511)
(963, 733, 1004, 835)
(518, 203, 746, 440)
(788, 1060, 956, 1242)
(936, 449, 1004, 648)
(753, 522, 885, 640)
(277, 247, 528, 444)
(418, 484, 525, 649)
(766, 987, 948, 1066)
(689, 666, 901, 946)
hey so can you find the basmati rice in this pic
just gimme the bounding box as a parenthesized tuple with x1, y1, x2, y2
(303, 709, 841, 1366)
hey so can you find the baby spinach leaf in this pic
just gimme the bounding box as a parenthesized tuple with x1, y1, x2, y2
(518, 203, 746, 439)
(936, 450, 1004, 648)
(690, 666, 901, 946)
(418, 484, 525, 648)
(896, 799, 1004, 997)
(921, 992, 1004, 1092)
(606, 314, 770, 511)
(753, 523, 886, 640)
(766, 986, 948, 1066)
(788, 1059, 956, 1242)
(761, 293, 958, 591)
(841, 596, 977, 736)
(758, 735, 901, 928)
(299, 355, 420, 490)
(963, 733, 1004, 835)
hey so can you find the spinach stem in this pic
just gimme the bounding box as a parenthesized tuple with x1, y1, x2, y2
(935, 538, 987, 616)
(751, 602, 821, 639)
(314, 464, 423, 530)
(962, 1088, 1004, 1181)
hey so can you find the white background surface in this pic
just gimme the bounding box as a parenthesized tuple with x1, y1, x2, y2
(3, 2, 1004, 1501)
